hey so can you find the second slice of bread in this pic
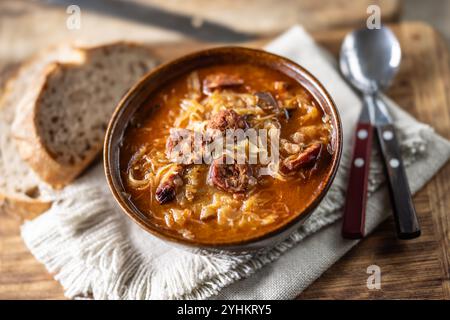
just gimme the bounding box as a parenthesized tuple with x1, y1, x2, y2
(12, 42, 158, 189)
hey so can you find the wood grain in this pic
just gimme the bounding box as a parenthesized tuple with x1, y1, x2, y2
(0, 19, 449, 299)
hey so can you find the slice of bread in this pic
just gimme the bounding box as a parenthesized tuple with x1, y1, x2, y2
(0, 45, 81, 218)
(12, 42, 158, 189)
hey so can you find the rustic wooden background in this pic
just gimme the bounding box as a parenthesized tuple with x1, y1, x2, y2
(0, 0, 401, 64)
(1, 0, 450, 300)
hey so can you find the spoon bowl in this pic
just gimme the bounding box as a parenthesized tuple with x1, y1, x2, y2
(339, 27, 402, 94)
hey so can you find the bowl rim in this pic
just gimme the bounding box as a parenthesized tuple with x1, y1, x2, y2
(104, 46, 343, 249)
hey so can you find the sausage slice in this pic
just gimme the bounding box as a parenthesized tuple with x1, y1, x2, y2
(280, 143, 322, 174)
(155, 164, 185, 204)
(203, 73, 244, 94)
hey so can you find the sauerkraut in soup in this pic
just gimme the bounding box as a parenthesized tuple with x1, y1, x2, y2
(120, 63, 333, 243)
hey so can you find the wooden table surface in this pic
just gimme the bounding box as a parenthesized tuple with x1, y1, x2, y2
(0, 0, 401, 64)
(0, 1, 449, 300)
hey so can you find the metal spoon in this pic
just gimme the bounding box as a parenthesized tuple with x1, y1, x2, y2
(340, 26, 421, 239)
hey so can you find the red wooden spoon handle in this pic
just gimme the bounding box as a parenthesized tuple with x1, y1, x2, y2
(342, 122, 373, 239)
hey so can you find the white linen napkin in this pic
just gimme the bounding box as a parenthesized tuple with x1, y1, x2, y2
(21, 26, 450, 300)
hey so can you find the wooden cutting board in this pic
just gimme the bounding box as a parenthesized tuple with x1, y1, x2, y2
(0, 21, 449, 299)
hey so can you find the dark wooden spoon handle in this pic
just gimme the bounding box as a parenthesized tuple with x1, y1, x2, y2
(375, 123, 421, 239)
(342, 122, 373, 239)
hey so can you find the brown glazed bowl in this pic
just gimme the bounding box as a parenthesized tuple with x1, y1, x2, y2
(104, 47, 342, 255)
